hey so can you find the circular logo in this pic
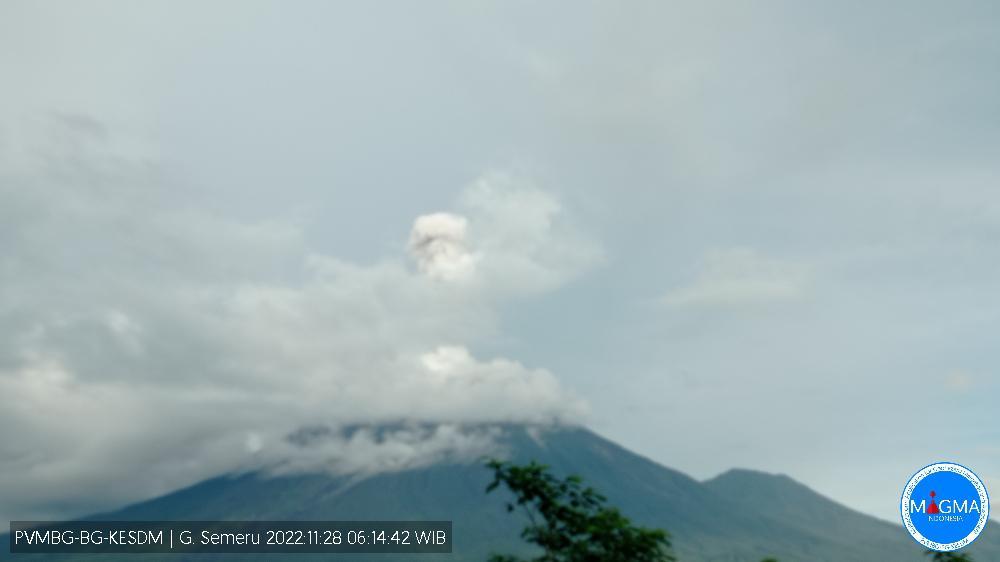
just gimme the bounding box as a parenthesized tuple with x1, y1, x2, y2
(900, 462, 990, 551)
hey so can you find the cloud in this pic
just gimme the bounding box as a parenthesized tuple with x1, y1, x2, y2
(409, 212, 478, 281)
(267, 423, 505, 477)
(0, 119, 592, 522)
(407, 172, 602, 294)
(457, 172, 603, 294)
(661, 248, 810, 309)
(7, 0, 998, 527)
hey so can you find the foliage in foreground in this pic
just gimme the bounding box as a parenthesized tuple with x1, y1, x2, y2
(485, 459, 675, 562)
(485, 460, 974, 562)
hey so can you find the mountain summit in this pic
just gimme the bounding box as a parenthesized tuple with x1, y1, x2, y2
(3, 425, 997, 561)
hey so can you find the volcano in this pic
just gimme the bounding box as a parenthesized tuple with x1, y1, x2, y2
(3, 425, 998, 561)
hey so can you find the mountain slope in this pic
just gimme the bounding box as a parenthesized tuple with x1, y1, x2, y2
(3, 425, 998, 561)
(705, 468, 1000, 560)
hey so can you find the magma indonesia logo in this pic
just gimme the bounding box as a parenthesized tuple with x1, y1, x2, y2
(901, 462, 990, 552)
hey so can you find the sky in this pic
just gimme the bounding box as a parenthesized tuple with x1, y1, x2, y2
(1, 0, 999, 524)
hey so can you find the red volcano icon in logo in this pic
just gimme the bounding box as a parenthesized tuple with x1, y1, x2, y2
(927, 491, 941, 514)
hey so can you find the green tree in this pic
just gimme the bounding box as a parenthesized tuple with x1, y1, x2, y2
(485, 459, 675, 562)
(925, 550, 974, 562)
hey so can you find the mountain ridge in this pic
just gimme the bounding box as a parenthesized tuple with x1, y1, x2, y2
(2, 424, 997, 561)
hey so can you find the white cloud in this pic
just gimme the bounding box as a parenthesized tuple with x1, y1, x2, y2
(0, 122, 592, 522)
(0, 0, 998, 529)
(265, 424, 506, 477)
(458, 171, 603, 294)
(405, 172, 602, 295)
(409, 212, 478, 281)
(661, 248, 810, 309)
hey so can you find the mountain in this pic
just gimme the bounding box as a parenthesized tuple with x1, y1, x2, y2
(706, 468, 919, 556)
(3, 425, 998, 561)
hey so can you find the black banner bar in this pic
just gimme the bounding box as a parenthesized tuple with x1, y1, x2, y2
(10, 521, 452, 554)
